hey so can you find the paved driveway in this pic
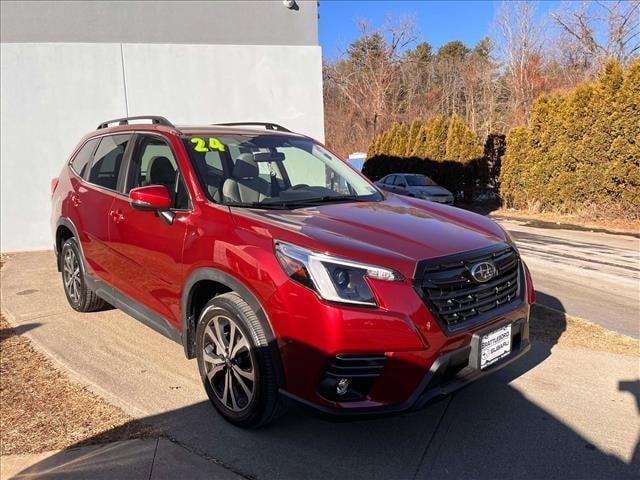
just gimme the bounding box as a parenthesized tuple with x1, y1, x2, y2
(1, 251, 638, 479)
(496, 218, 640, 338)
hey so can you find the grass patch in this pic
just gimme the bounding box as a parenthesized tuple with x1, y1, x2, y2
(530, 304, 639, 357)
(0, 315, 158, 455)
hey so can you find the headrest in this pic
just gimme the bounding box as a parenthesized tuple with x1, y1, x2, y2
(147, 156, 175, 185)
(233, 153, 259, 179)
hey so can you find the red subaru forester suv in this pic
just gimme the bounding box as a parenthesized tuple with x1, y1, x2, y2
(51, 116, 533, 427)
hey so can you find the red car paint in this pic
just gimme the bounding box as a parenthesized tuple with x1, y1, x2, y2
(52, 121, 533, 415)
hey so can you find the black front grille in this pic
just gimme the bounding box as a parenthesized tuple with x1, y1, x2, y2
(416, 244, 522, 332)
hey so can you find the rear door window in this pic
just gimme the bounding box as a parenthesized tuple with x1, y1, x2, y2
(70, 138, 99, 180)
(88, 135, 130, 190)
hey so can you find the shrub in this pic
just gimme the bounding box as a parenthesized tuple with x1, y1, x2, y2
(500, 59, 640, 219)
(364, 115, 487, 201)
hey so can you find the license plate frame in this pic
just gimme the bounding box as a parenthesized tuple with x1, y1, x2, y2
(479, 323, 512, 369)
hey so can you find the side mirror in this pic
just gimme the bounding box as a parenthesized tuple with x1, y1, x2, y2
(130, 185, 171, 211)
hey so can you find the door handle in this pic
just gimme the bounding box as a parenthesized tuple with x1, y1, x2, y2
(109, 209, 125, 224)
(71, 193, 81, 207)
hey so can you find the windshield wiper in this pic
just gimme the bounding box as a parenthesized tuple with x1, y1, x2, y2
(273, 195, 370, 206)
(225, 201, 291, 210)
(226, 195, 371, 210)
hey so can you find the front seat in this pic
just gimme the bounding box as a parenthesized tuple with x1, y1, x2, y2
(222, 153, 270, 203)
(146, 156, 176, 192)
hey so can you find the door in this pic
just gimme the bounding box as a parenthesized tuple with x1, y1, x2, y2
(107, 133, 190, 327)
(68, 134, 131, 283)
(381, 175, 395, 192)
(394, 175, 408, 194)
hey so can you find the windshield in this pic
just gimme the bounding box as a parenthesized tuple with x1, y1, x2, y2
(406, 175, 437, 187)
(183, 134, 382, 207)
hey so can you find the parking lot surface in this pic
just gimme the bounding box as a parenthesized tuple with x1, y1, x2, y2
(1, 251, 638, 479)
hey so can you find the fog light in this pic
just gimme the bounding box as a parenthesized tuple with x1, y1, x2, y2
(336, 378, 350, 396)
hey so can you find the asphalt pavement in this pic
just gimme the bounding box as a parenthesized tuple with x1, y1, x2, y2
(1, 250, 638, 479)
(495, 217, 640, 338)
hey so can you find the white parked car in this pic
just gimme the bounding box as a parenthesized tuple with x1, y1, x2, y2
(375, 173, 455, 205)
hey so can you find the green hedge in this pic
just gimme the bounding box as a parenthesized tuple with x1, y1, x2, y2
(500, 60, 640, 219)
(362, 155, 488, 202)
(365, 115, 488, 201)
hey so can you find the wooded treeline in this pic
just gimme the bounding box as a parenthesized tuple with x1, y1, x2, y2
(324, 1, 639, 218)
(324, 1, 639, 156)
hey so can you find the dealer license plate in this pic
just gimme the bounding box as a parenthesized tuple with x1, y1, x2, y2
(480, 324, 512, 369)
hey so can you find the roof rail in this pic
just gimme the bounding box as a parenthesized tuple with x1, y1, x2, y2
(214, 122, 291, 133)
(97, 116, 176, 130)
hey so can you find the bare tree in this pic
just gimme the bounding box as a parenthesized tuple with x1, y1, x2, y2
(323, 15, 418, 152)
(551, 1, 640, 67)
(494, 1, 546, 125)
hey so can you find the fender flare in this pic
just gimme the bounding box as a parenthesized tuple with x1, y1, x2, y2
(55, 217, 82, 271)
(181, 268, 286, 388)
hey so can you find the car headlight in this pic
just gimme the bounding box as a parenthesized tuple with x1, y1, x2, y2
(274, 241, 403, 306)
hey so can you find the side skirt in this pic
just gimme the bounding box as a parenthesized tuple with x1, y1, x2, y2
(84, 273, 182, 345)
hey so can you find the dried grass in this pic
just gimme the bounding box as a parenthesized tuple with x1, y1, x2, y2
(494, 208, 640, 235)
(530, 304, 639, 357)
(0, 315, 157, 455)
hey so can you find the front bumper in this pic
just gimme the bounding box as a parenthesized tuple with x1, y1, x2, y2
(280, 316, 530, 418)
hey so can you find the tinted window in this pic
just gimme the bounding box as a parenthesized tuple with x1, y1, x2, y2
(384, 175, 395, 185)
(406, 175, 436, 186)
(89, 135, 129, 190)
(127, 135, 189, 209)
(394, 176, 406, 186)
(70, 138, 99, 179)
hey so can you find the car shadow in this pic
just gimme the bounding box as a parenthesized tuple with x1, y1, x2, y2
(15, 295, 638, 479)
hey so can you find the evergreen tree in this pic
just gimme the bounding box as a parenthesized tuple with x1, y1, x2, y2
(405, 118, 423, 157)
(424, 116, 450, 161)
(445, 115, 484, 162)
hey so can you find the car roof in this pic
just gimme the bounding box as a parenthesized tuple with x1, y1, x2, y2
(90, 116, 308, 139)
(90, 123, 306, 137)
(385, 173, 424, 177)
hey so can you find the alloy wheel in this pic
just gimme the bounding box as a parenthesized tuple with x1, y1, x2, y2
(63, 248, 81, 303)
(202, 315, 255, 412)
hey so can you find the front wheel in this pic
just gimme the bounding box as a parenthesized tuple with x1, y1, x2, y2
(196, 292, 282, 427)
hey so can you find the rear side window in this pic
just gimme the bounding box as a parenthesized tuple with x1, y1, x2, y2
(89, 135, 130, 190)
(70, 138, 99, 179)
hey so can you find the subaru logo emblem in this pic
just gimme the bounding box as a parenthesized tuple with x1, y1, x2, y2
(470, 261, 497, 283)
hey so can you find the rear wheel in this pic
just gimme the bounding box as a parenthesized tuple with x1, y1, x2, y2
(60, 238, 107, 312)
(196, 292, 281, 427)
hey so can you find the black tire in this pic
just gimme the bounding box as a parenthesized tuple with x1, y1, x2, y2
(196, 292, 282, 428)
(60, 238, 108, 312)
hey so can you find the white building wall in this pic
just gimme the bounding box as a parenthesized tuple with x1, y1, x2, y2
(0, 42, 324, 251)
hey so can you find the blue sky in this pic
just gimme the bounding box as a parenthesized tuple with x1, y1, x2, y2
(318, 1, 560, 59)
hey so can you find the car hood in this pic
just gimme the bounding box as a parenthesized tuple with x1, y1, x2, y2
(229, 194, 507, 278)
(416, 185, 452, 196)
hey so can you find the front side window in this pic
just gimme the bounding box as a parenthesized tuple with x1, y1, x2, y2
(183, 134, 381, 208)
(127, 135, 189, 209)
(394, 176, 406, 186)
(89, 135, 130, 190)
(70, 138, 99, 179)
